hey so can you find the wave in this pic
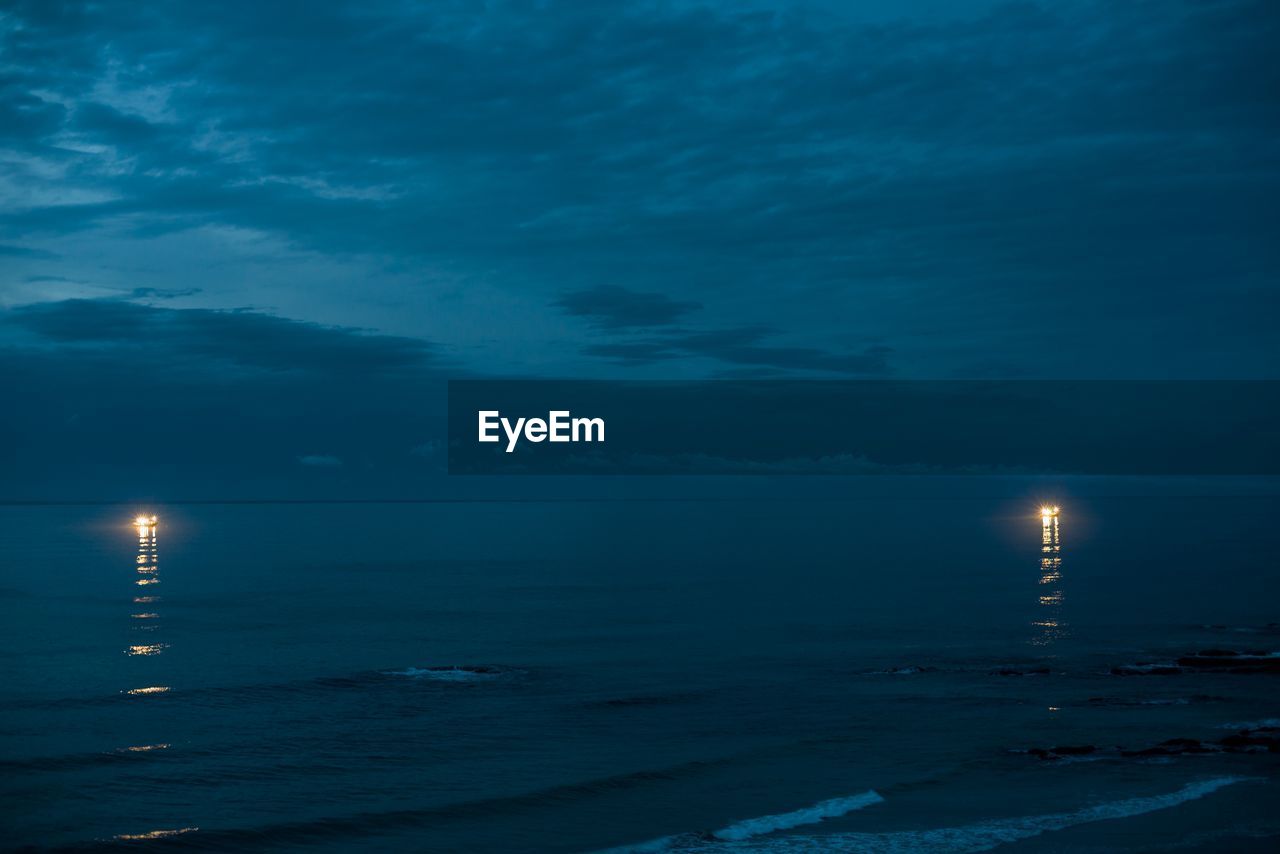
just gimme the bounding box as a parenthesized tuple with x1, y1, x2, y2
(80, 757, 730, 850)
(599, 791, 885, 852)
(1085, 695, 1224, 707)
(855, 666, 938, 676)
(1217, 718, 1280, 730)
(1201, 623, 1280, 635)
(384, 665, 510, 681)
(1110, 662, 1182, 675)
(798, 777, 1258, 854)
(601, 777, 1255, 852)
(0, 663, 522, 712)
(713, 791, 885, 841)
(0, 743, 174, 774)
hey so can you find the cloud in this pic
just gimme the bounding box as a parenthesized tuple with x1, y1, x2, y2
(555, 285, 701, 329)
(0, 0, 1276, 378)
(297, 454, 341, 467)
(72, 102, 163, 146)
(129, 286, 202, 299)
(0, 244, 56, 258)
(585, 327, 892, 376)
(6, 298, 443, 374)
(554, 288, 890, 376)
(0, 298, 453, 499)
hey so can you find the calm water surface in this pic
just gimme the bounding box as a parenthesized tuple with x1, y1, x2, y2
(1, 494, 1277, 851)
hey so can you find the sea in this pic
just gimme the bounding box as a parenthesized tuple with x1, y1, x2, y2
(1, 485, 1278, 851)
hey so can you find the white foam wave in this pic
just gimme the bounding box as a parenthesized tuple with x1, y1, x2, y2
(743, 777, 1255, 853)
(596, 791, 883, 853)
(713, 791, 885, 841)
(1216, 718, 1280, 730)
(600, 777, 1255, 853)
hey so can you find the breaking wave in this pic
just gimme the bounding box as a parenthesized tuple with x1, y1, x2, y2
(601, 776, 1255, 852)
(713, 792, 886, 841)
(1217, 718, 1280, 730)
(384, 665, 510, 681)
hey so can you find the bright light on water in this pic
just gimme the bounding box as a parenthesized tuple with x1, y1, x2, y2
(113, 828, 198, 841)
(1033, 505, 1065, 647)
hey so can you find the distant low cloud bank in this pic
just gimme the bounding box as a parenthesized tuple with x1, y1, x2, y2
(0, 299, 452, 500)
(297, 455, 342, 467)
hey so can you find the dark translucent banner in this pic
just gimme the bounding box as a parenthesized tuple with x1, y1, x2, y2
(447, 380, 1279, 475)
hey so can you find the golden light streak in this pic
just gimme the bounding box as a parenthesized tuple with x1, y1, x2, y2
(118, 743, 171, 752)
(114, 828, 197, 841)
(126, 643, 168, 656)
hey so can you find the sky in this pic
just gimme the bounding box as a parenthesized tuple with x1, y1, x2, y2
(1, 0, 1277, 497)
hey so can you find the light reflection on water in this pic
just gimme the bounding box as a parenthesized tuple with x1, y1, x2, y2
(124, 518, 169, 688)
(126, 643, 169, 656)
(3, 499, 1277, 851)
(117, 743, 171, 753)
(1031, 512, 1067, 647)
(113, 827, 198, 841)
(117, 516, 188, 841)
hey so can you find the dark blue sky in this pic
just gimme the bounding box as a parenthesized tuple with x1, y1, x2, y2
(1, 0, 1277, 496)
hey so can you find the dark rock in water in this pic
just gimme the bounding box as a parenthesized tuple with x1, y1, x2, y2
(1050, 745, 1097, 756)
(1110, 647, 1280, 676)
(1121, 738, 1221, 757)
(1202, 623, 1280, 635)
(1176, 650, 1280, 673)
(1160, 737, 1211, 751)
(1023, 724, 1280, 763)
(1026, 745, 1100, 761)
(991, 666, 1050, 677)
(1219, 727, 1280, 753)
(427, 665, 504, 674)
(880, 665, 938, 675)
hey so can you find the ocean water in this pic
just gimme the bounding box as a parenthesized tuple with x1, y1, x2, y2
(1, 492, 1277, 851)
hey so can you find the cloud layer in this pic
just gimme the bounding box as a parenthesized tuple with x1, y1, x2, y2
(1, 0, 1277, 497)
(0, 299, 451, 498)
(1, 0, 1276, 378)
